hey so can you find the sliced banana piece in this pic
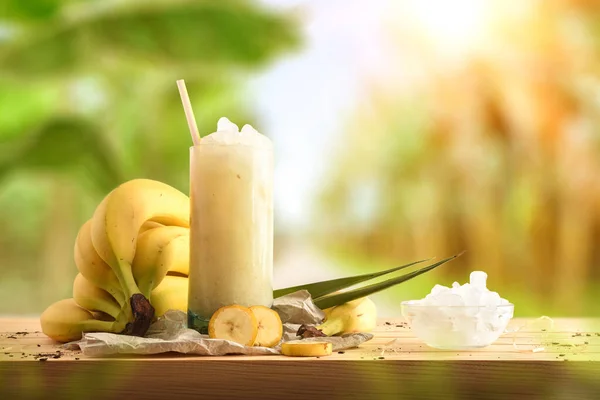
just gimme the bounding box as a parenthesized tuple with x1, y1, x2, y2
(208, 305, 258, 346)
(281, 341, 333, 357)
(249, 305, 283, 347)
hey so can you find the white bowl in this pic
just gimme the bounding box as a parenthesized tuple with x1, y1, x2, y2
(401, 301, 514, 350)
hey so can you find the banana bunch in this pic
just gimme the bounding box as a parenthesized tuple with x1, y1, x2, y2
(41, 179, 192, 343)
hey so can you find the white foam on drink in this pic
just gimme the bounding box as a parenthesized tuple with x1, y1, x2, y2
(202, 117, 272, 147)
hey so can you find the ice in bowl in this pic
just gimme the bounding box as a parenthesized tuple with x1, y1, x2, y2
(401, 271, 514, 350)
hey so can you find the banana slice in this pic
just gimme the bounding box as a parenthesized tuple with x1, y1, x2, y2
(249, 305, 283, 347)
(281, 341, 333, 357)
(208, 305, 258, 346)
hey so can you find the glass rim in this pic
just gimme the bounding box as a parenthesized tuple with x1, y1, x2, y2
(189, 142, 273, 149)
(401, 301, 514, 308)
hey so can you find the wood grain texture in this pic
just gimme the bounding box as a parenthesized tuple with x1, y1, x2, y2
(1, 317, 599, 399)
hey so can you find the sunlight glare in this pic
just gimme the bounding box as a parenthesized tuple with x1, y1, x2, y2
(409, 0, 490, 56)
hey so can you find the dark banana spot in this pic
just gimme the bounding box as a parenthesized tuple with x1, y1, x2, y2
(123, 294, 155, 337)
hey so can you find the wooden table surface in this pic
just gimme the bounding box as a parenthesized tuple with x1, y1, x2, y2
(1, 317, 599, 399)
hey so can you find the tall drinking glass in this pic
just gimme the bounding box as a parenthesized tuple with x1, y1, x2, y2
(187, 133, 274, 332)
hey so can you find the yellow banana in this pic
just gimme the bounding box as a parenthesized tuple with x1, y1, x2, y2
(40, 298, 122, 343)
(90, 179, 190, 336)
(74, 219, 167, 306)
(91, 310, 115, 322)
(74, 220, 125, 305)
(316, 297, 377, 336)
(150, 275, 188, 317)
(132, 225, 189, 297)
(139, 221, 164, 234)
(155, 234, 189, 277)
(73, 273, 122, 320)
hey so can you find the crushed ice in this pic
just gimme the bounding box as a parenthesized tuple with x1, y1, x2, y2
(202, 117, 271, 147)
(417, 271, 510, 307)
(217, 116, 239, 133)
(403, 271, 515, 348)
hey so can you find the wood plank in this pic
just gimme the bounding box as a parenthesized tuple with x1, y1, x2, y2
(1, 318, 599, 362)
(1, 317, 600, 399)
(2, 317, 599, 332)
(1, 359, 599, 399)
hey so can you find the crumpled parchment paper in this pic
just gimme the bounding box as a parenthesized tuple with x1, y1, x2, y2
(65, 290, 373, 357)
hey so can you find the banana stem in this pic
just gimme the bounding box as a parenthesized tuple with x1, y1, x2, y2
(109, 309, 130, 333)
(138, 281, 153, 300)
(114, 260, 143, 300)
(108, 288, 127, 307)
(102, 301, 124, 321)
(114, 260, 155, 336)
(83, 319, 120, 334)
(316, 318, 345, 336)
(108, 262, 137, 324)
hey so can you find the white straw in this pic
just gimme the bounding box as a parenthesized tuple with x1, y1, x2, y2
(176, 79, 201, 146)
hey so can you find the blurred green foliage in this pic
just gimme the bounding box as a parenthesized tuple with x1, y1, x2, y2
(0, 0, 300, 313)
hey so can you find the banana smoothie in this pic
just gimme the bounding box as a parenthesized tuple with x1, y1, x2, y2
(188, 117, 274, 331)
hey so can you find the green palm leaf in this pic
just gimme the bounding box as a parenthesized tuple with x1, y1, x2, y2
(313, 254, 462, 310)
(273, 258, 430, 299)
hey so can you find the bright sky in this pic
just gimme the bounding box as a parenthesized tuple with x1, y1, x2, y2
(250, 0, 391, 231)
(249, 0, 499, 232)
